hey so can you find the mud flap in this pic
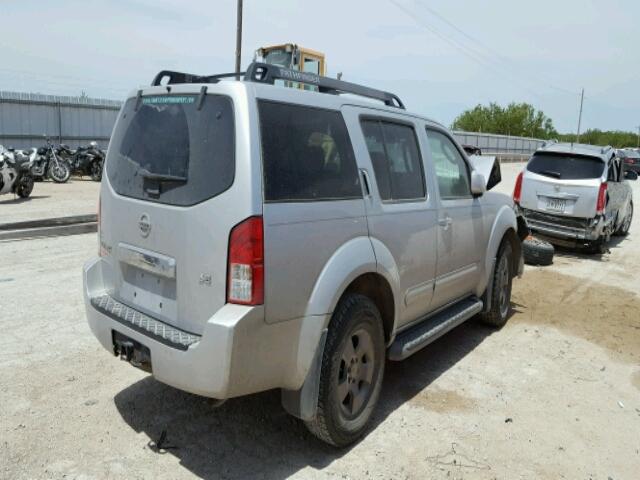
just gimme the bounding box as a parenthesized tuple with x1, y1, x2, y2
(281, 329, 327, 421)
(481, 258, 497, 313)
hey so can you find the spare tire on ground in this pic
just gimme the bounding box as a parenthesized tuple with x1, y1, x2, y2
(523, 236, 554, 266)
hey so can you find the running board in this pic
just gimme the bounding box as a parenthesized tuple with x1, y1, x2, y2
(388, 297, 483, 361)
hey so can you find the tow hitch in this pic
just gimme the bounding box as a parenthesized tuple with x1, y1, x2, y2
(113, 331, 152, 372)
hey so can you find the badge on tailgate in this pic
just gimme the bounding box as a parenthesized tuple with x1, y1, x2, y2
(117, 243, 176, 279)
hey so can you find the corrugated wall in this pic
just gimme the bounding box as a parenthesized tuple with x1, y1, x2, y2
(1, 89, 546, 156)
(0, 91, 121, 149)
(452, 131, 545, 156)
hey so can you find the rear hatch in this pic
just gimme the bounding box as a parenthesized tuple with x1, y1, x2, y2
(520, 152, 604, 218)
(100, 88, 255, 335)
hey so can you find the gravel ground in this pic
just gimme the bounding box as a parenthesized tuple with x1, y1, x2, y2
(1, 164, 639, 479)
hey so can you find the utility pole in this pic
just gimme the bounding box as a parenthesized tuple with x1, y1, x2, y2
(576, 88, 584, 144)
(637, 125, 640, 148)
(235, 0, 243, 80)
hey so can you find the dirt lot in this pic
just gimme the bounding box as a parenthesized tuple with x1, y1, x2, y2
(1, 164, 639, 479)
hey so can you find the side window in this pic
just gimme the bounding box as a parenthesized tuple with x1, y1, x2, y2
(425, 128, 471, 199)
(360, 119, 426, 201)
(258, 101, 361, 202)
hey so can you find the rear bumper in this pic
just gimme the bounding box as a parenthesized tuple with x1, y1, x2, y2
(521, 208, 607, 241)
(83, 257, 326, 399)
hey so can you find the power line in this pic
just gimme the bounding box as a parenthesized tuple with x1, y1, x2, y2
(412, 0, 579, 97)
(388, 0, 547, 101)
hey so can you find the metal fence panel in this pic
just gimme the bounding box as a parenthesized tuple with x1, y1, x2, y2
(1, 89, 547, 156)
(0, 90, 121, 149)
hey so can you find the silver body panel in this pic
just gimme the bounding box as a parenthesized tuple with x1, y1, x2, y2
(84, 80, 520, 399)
(520, 143, 633, 241)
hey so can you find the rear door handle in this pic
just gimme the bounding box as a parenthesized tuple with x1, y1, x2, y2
(438, 216, 452, 229)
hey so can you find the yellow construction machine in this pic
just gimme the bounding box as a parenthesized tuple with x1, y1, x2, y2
(254, 43, 326, 79)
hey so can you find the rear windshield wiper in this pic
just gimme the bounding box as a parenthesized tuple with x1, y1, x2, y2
(139, 167, 187, 183)
(538, 170, 562, 179)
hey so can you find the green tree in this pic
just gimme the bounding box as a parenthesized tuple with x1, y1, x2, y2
(452, 102, 558, 139)
(557, 129, 638, 148)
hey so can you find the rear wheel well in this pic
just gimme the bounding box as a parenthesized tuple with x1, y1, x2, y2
(342, 273, 394, 343)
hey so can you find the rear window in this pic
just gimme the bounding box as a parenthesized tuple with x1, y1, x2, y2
(258, 101, 361, 202)
(106, 94, 234, 206)
(527, 153, 604, 180)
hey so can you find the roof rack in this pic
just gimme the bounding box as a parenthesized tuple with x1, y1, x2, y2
(244, 63, 405, 109)
(151, 71, 243, 86)
(150, 62, 405, 109)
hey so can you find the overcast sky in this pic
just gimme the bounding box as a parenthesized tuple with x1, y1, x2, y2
(2, 0, 638, 133)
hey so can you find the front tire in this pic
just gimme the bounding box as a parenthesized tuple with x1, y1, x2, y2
(16, 176, 34, 198)
(305, 294, 385, 447)
(479, 240, 514, 328)
(90, 160, 103, 182)
(49, 162, 70, 183)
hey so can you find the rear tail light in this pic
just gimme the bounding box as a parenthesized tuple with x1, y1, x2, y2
(513, 171, 524, 204)
(624, 158, 634, 165)
(596, 182, 607, 215)
(227, 216, 264, 305)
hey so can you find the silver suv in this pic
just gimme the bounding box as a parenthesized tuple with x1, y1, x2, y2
(515, 142, 635, 251)
(84, 63, 526, 446)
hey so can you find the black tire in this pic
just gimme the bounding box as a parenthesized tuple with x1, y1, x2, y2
(522, 236, 554, 266)
(614, 203, 632, 236)
(49, 162, 70, 183)
(305, 294, 385, 447)
(90, 160, 103, 182)
(16, 176, 34, 198)
(479, 240, 514, 327)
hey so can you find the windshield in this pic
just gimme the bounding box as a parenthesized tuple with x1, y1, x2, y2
(263, 49, 293, 69)
(106, 94, 234, 206)
(527, 153, 604, 180)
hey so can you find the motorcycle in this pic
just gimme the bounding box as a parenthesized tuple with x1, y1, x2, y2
(31, 138, 71, 183)
(0, 145, 35, 199)
(61, 141, 104, 181)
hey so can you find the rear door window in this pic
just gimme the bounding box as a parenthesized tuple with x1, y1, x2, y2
(360, 119, 425, 201)
(106, 94, 235, 206)
(258, 101, 361, 202)
(527, 153, 604, 180)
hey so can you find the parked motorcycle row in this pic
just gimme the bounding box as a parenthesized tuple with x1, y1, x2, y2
(0, 139, 104, 199)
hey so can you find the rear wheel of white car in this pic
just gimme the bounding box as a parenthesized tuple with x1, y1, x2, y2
(479, 240, 513, 328)
(614, 203, 632, 236)
(305, 294, 385, 447)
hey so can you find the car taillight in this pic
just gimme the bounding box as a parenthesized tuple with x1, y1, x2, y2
(227, 216, 264, 305)
(596, 182, 607, 215)
(624, 158, 634, 165)
(513, 171, 524, 204)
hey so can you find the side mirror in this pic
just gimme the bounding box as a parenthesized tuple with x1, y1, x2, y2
(471, 171, 486, 197)
(625, 170, 638, 181)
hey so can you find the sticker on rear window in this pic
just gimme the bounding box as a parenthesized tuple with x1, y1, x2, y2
(142, 96, 195, 105)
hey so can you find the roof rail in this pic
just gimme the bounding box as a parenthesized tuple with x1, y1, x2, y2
(244, 62, 405, 109)
(150, 62, 405, 109)
(151, 70, 243, 86)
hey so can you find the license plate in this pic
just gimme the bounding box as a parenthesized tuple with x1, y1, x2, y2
(546, 197, 566, 212)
